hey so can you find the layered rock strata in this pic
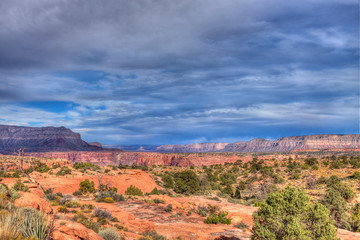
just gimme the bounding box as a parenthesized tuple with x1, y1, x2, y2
(0, 125, 101, 153)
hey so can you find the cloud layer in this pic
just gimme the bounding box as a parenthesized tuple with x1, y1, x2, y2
(0, 0, 358, 144)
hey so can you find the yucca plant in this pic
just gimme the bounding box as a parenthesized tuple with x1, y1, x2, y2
(19, 207, 50, 240)
(0, 210, 22, 240)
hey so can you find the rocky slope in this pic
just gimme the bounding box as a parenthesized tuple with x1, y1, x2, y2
(156, 134, 360, 153)
(0, 125, 102, 153)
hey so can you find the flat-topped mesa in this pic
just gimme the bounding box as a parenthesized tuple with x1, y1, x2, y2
(156, 134, 360, 153)
(0, 125, 102, 154)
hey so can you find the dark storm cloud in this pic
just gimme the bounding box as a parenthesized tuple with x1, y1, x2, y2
(0, 0, 358, 144)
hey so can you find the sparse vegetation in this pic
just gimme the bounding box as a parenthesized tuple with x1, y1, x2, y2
(0, 151, 359, 239)
(125, 185, 143, 196)
(56, 166, 71, 176)
(79, 179, 96, 194)
(99, 228, 123, 240)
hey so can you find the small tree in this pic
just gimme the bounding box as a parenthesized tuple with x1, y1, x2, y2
(173, 170, 200, 194)
(161, 174, 174, 188)
(252, 186, 337, 240)
(322, 188, 350, 229)
(350, 203, 360, 232)
(79, 179, 95, 194)
(125, 185, 143, 196)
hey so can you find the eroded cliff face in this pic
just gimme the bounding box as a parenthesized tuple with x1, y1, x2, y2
(225, 134, 360, 152)
(156, 134, 360, 153)
(0, 125, 101, 153)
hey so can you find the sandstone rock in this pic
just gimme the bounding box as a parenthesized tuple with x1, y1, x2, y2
(90, 202, 155, 233)
(52, 220, 103, 240)
(337, 228, 360, 240)
(14, 192, 52, 213)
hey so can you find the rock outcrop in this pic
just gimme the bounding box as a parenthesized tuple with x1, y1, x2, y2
(52, 220, 104, 240)
(0, 125, 102, 154)
(14, 192, 52, 214)
(156, 134, 360, 153)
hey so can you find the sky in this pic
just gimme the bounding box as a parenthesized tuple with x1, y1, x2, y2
(0, 0, 359, 145)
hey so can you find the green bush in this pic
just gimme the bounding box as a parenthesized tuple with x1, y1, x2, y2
(326, 175, 355, 201)
(235, 222, 249, 229)
(73, 162, 100, 170)
(350, 203, 360, 232)
(329, 161, 345, 169)
(237, 181, 247, 191)
(350, 157, 360, 168)
(161, 174, 174, 188)
(221, 184, 233, 196)
(73, 190, 82, 196)
(0, 184, 20, 200)
(322, 188, 350, 229)
(153, 198, 165, 204)
(58, 206, 69, 213)
(79, 179, 95, 194)
(99, 228, 122, 240)
(165, 204, 172, 212)
(233, 187, 241, 199)
(220, 172, 237, 185)
(95, 191, 125, 202)
(52, 164, 61, 169)
(11, 170, 21, 178)
(0, 170, 12, 178)
(139, 230, 168, 240)
(12, 179, 29, 192)
(94, 208, 112, 219)
(173, 170, 200, 194)
(252, 186, 337, 240)
(305, 157, 318, 166)
(290, 170, 301, 180)
(352, 171, 360, 180)
(272, 174, 285, 184)
(125, 185, 143, 196)
(204, 211, 231, 225)
(56, 166, 71, 176)
(72, 211, 100, 232)
(197, 205, 209, 217)
(33, 161, 50, 173)
(149, 187, 163, 195)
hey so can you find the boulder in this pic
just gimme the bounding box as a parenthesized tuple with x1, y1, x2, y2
(14, 192, 52, 213)
(52, 220, 103, 240)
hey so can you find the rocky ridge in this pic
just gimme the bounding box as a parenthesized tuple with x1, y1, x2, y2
(0, 125, 102, 154)
(156, 134, 360, 153)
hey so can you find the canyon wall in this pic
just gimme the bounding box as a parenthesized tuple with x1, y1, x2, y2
(0, 125, 102, 154)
